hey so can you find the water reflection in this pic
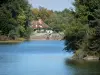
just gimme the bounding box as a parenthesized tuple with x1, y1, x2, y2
(65, 59, 100, 75)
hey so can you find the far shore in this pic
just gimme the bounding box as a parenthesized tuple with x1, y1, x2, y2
(0, 38, 26, 44)
(0, 39, 63, 44)
(30, 32, 64, 40)
(0, 40, 24, 44)
(29, 38, 63, 41)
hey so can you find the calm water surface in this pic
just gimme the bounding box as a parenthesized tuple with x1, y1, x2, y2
(0, 40, 100, 75)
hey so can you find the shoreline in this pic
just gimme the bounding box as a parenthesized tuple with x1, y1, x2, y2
(0, 39, 63, 44)
(0, 38, 26, 44)
(0, 40, 24, 44)
(29, 38, 63, 41)
(30, 33, 64, 41)
(71, 55, 100, 61)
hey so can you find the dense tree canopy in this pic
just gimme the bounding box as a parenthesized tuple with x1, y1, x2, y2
(64, 0, 100, 58)
(45, 9, 71, 32)
(0, 0, 33, 40)
(32, 7, 53, 21)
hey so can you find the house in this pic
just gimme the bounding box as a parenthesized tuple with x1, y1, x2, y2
(31, 19, 53, 33)
(30, 19, 50, 33)
(31, 19, 49, 28)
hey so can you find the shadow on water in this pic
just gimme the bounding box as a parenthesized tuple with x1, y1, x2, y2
(65, 59, 100, 75)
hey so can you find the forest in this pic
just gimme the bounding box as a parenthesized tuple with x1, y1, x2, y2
(64, 0, 100, 59)
(0, 0, 33, 40)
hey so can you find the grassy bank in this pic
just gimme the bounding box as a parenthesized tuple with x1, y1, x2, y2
(0, 38, 25, 44)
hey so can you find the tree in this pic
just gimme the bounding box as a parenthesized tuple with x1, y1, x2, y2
(0, 0, 33, 40)
(32, 7, 53, 21)
(64, 0, 100, 58)
(45, 9, 71, 32)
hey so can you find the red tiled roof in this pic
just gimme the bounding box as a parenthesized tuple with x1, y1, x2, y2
(31, 19, 49, 29)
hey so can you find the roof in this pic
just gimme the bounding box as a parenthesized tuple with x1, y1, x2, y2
(31, 19, 49, 29)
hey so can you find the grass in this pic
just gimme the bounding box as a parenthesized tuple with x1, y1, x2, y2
(0, 38, 25, 44)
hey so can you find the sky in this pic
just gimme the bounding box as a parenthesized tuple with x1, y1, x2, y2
(28, 0, 74, 11)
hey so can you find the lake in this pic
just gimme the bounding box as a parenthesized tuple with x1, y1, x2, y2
(0, 40, 100, 75)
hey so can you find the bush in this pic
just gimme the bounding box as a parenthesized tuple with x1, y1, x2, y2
(8, 29, 20, 40)
(64, 21, 87, 51)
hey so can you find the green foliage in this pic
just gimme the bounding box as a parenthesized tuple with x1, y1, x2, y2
(32, 7, 71, 32)
(24, 27, 33, 39)
(45, 9, 71, 32)
(64, 0, 100, 57)
(32, 7, 53, 21)
(64, 22, 87, 51)
(0, 0, 33, 39)
(8, 29, 19, 40)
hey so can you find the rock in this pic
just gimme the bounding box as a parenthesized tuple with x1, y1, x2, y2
(30, 33, 63, 40)
(0, 35, 9, 41)
(83, 56, 99, 60)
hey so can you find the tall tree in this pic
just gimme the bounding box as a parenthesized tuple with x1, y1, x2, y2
(0, 0, 33, 39)
(64, 0, 100, 58)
